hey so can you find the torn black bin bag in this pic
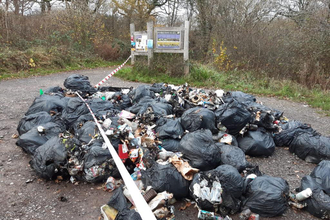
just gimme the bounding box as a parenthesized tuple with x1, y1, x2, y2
(149, 82, 168, 93)
(215, 99, 251, 135)
(116, 94, 132, 110)
(310, 160, 330, 194)
(107, 186, 131, 211)
(254, 111, 276, 131)
(128, 96, 155, 114)
(16, 122, 65, 155)
(160, 139, 180, 152)
(17, 111, 54, 135)
(76, 121, 97, 144)
(63, 74, 97, 95)
(156, 118, 184, 139)
(115, 209, 142, 220)
(61, 97, 89, 129)
(141, 163, 190, 199)
(297, 175, 330, 219)
(25, 94, 67, 116)
(181, 107, 218, 134)
(29, 136, 67, 180)
(238, 128, 275, 157)
(243, 175, 289, 217)
(247, 102, 283, 121)
(141, 147, 160, 169)
(83, 140, 119, 182)
(189, 164, 244, 215)
(216, 143, 248, 172)
(274, 120, 315, 147)
(190, 170, 223, 212)
(215, 165, 244, 215)
(179, 129, 221, 171)
(137, 101, 173, 118)
(289, 132, 330, 163)
(131, 85, 154, 103)
(212, 132, 238, 147)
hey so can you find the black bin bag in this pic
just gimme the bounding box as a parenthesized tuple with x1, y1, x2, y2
(310, 160, 330, 194)
(88, 98, 114, 113)
(238, 128, 275, 157)
(25, 94, 66, 116)
(215, 99, 251, 135)
(61, 97, 89, 129)
(189, 165, 243, 215)
(243, 175, 289, 217)
(215, 165, 244, 215)
(181, 107, 218, 134)
(17, 111, 54, 135)
(274, 120, 315, 147)
(16, 122, 65, 155)
(141, 163, 190, 199)
(156, 118, 184, 139)
(226, 91, 256, 105)
(295, 160, 330, 219)
(131, 85, 154, 103)
(115, 209, 141, 220)
(179, 129, 221, 171)
(107, 187, 141, 220)
(297, 174, 330, 219)
(76, 121, 97, 144)
(216, 143, 248, 172)
(289, 132, 330, 164)
(83, 140, 119, 182)
(63, 74, 97, 95)
(159, 139, 180, 152)
(137, 101, 173, 118)
(128, 96, 155, 114)
(29, 136, 68, 180)
(107, 186, 131, 211)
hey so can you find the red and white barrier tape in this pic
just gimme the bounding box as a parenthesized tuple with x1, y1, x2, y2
(75, 92, 156, 220)
(94, 55, 132, 88)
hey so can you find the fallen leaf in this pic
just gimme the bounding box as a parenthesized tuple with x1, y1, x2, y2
(179, 201, 192, 211)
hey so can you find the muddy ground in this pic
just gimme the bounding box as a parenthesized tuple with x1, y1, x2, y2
(0, 67, 329, 220)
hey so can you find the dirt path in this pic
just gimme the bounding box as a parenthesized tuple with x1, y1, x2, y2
(0, 68, 329, 220)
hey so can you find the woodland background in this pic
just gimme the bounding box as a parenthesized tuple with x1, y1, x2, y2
(1, 0, 329, 89)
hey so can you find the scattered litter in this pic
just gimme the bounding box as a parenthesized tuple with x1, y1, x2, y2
(58, 196, 67, 202)
(25, 179, 34, 184)
(11, 134, 19, 139)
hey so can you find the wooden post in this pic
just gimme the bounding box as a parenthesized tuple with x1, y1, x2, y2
(147, 21, 154, 67)
(130, 23, 135, 65)
(184, 20, 189, 75)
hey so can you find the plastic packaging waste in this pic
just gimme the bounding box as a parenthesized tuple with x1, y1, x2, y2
(295, 188, 312, 201)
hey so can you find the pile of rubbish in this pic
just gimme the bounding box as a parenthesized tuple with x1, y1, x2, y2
(16, 74, 330, 220)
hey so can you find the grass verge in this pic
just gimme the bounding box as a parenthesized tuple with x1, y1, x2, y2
(116, 63, 330, 115)
(0, 59, 123, 81)
(0, 46, 123, 81)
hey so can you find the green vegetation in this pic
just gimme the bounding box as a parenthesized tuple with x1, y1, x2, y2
(117, 63, 330, 115)
(0, 46, 122, 81)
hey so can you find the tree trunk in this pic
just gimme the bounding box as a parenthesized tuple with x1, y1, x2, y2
(13, 0, 20, 15)
(40, 1, 46, 13)
(5, 0, 9, 42)
(46, 1, 51, 12)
